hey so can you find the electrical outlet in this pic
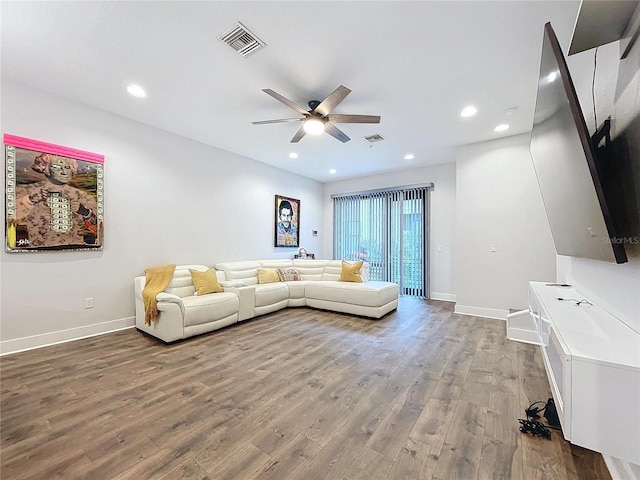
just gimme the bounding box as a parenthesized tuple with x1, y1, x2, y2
(85, 297, 94, 309)
(437, 245, 443, 252)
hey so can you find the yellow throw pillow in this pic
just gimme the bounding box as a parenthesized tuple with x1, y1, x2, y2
(338, 260, 363, 283)
(189, 268, 223, 295)
(258, 268, 280, 284)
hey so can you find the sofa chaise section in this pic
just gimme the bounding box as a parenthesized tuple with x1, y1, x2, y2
(302, 259, 398, 318)
(304, 280, 399, 318)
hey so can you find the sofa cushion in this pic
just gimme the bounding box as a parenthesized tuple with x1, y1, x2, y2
(181, 292, 239, 327)
(277, 267, 301, 282)
(254, 282, 289, 307)
(321, 260, 371, 282)
(286, 281, 307, 301)
(189, 268, 223, 295)
(338, 260, 363, 283)
(258, 268, 280, 284)
(305, 281, 398, 308)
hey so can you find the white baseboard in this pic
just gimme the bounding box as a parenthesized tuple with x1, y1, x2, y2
(430, 292, 456, 302)
(603, 455, 640, 480)
(0, 317, 135, 356)
(454, 304, 508, 320)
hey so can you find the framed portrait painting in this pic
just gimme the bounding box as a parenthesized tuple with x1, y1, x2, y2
(4, 134, 105, 252)
(274, 195, 299, 247)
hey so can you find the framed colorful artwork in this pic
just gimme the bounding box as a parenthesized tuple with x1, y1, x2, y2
(4, 134, 104, 252)
(274, 195, 299, 247)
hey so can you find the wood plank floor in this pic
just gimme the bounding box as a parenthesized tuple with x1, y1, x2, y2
(1, 297, 612, 480)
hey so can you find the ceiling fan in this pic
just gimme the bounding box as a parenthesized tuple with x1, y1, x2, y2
(251, 85, 381, 143)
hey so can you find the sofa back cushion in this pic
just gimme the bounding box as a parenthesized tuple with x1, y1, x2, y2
(163, 265, 219, 297)
(259, 259, 293, 269)
(359, 261, 371, 282)
(292, 259, 329, 280)
(215, 261, 261, 286)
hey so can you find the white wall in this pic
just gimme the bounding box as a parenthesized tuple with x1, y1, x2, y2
(557, 36, 640, 334)
(0, 80, 324, 354)
(322, 163, 456, 301)
(455, 134, 557, 319)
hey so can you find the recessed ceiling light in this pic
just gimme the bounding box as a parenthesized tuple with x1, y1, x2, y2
(127, 84, 146, 98)
(329, 169, 336, 174)
(404, 154, 415, 160)
(494, 124, 510, 132)
(289, 152, 298, 159)
(460, 105, 477, 118)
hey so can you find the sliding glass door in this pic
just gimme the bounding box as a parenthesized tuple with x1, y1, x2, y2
(333, 185, 429, 297)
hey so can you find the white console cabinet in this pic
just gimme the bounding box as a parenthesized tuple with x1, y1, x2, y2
(528, 282, 640, 464)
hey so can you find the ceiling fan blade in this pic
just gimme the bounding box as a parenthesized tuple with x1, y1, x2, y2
(315, 85, 351, 116)
(252, 118, 304, 125)
(263, 89, 309, 116)
(327, 114, 381, 124)
(325, 123, 351, 143)
(290, 125, 307, 143)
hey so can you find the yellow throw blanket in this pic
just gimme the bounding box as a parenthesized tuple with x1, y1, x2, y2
(142, 264, 176, 326)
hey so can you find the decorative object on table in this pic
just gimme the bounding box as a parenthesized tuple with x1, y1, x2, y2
(4, 134, 104, 252)
(294, 250, 315, 259)
(274, 194, 300, 247)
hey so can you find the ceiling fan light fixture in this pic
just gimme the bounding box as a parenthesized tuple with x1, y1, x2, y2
(303, 118, 325, 135)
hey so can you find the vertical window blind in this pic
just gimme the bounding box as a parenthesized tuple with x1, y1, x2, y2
(332, 184, 431, 297)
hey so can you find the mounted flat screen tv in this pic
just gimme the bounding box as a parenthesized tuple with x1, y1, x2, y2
(530, 22, 627, 264)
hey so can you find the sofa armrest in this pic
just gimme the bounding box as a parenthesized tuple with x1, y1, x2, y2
(222, 285, 255, 321)
(156, 291, 182, 302)
(156, 292, 185, 317)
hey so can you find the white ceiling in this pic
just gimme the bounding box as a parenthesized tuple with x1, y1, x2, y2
(1, 1, 584, 182)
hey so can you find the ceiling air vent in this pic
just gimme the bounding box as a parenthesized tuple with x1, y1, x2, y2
(363, 134, 385, 143)
(218, 22, 266, 57)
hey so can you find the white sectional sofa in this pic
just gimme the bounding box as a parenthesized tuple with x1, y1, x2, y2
(134, 259, 399, 343)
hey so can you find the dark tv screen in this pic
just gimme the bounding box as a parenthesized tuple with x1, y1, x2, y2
(530, 22, 627, 264)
